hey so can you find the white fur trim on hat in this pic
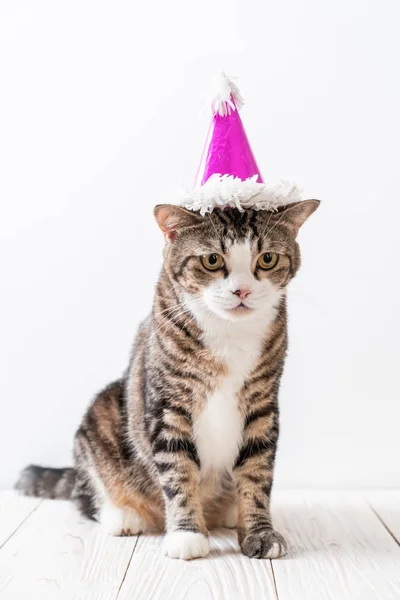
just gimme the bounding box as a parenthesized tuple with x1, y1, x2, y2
(179, 174, 303, 217)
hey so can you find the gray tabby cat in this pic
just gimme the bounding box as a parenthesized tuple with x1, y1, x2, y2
(16, 200, 319, 560)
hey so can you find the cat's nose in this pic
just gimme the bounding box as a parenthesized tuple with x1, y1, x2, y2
(233, 287, 252, 300)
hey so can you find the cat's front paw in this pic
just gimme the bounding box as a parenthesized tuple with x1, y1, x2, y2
(163, 531, 210, 560)
(240, 528, 287, 559)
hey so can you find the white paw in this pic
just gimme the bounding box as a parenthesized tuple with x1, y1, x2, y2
(99, 501, 147, 536)
(163, 531, 210, 560)
(265, 541, 285, 559)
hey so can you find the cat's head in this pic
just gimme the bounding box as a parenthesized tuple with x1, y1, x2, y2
(155, 201, 319, 323)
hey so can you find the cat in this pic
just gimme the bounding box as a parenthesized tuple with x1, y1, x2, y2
(16, 200, 319, 560)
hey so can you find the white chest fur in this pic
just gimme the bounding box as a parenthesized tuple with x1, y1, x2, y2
(193, 320, 267, 477)
(186, 239, 282, 478)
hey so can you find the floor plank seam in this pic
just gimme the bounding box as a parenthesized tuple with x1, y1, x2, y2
(270, 559, 279, 600)
(367, 502, 400, 546)
(0, 498, 43, 551)
(115, 534, 141, 599)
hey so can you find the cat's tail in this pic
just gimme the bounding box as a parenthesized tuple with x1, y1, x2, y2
(15, 465, 76, 500)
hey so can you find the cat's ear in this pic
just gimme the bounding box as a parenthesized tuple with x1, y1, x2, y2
(276, 199, 320, 237)
(154, 204, 203, 242)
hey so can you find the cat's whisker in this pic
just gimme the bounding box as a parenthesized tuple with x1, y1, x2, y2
(261, 210, 274, 239)
(205, 213, 222, 244)
(155, 298, 201, 322)
(150, 298, 204, 341)
(156, 302, 185, 316)
(150, 310, 191, 340)
(156, 295, 203, 316)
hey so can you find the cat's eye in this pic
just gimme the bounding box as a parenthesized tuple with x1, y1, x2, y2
(200, 253, 224, 271)
(257, 252, 279, 270)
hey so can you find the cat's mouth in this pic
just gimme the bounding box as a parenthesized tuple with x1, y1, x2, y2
(228, 302, 253, 315)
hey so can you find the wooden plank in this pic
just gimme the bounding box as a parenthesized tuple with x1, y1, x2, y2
(0, 498, 138, 600)
(271, 491, 400, 600)
(368, 491, 400, 544)
(0, 491, 41, 549)
(2, 491, 400, 600)
(118, 529, 277, 600)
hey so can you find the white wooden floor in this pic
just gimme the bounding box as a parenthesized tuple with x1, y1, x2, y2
(0, 491, 399, 600)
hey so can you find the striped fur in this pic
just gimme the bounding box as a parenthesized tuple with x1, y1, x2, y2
(16, 200, 319, 559)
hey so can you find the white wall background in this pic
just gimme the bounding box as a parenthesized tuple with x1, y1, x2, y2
(1, 0, 399, 490)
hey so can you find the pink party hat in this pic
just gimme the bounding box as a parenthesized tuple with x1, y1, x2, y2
(181, 72, 302, 216)
(195, 74, 264, 186)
